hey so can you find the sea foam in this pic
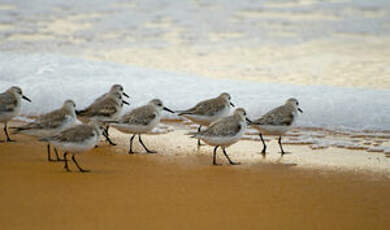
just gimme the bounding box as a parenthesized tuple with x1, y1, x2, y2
(1, 53, 389, 131)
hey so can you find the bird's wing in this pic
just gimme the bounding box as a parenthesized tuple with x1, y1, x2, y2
(0, 93, 17, 113)
(48, 125, 94, 143)
(200, 117, 242, 137)
(13, 109, 68, 132)
(77, 98, 118, 118)
(180, 98, 225, 116)
(120, 106, 156, 126)
(253, 106, 294, 126)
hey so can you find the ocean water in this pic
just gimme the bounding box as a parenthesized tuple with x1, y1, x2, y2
(0, 53, 389, 131)
(0, 0, 389, 132)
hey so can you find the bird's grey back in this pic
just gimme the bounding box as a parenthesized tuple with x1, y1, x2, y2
(26, 108, 70, 130)
(254, 104, 295, 126)
(199, 115, 242, 137)
(180, 97, 226, 116)
(120, 105, 156, 126)
(44, 124, 95, 143)
(78, 96, 119, 117)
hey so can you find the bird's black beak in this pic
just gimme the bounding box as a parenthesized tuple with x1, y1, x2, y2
(246, 118, 253, 125)
(22, 95, 31, 102)
(298, 108, 303, 113)
(123, 92, 129, 98)
(230, 102, 235, 107)
(163, 107, 175, 113)
(122, 100, 130, 105)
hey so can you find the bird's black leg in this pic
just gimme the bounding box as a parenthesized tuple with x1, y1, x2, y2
(4, 123, 14, 142)
(138, 134, 156, 154)
(259, 133, 267, 158)
(47, 144, 55, 162)
(213, 146, 222, 166)
(72, 154, 89, 173)
(197, 125, 204, 147)
(128, 134, 136, 154)
(222, 147, 240, 165)
(63, 152, 70, 172)
(54, 147, 65, 161)
(278, 136, 286, 156)
(103, 126, 117, 146)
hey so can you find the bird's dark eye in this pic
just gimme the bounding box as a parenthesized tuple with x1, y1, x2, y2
(296, 102, 299, 105)
(158, 103, 162, 106)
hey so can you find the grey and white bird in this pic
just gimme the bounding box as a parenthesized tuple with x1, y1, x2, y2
(110, 99, 174, 154)
(77, 91, 129, 145)
(0, 86, 31, 142)
(250, 98, 303, 157)
(11, 99, 77, 162)
(94, 84, 129, 103)
(177, 92, 235, 147)
(189, 108, 251, 166)
(39, 121, 105, 172)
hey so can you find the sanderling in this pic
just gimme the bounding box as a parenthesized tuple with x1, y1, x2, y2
(189, 108, 252, 166)
(250, 98, 303, 157)
(178, 92, 235, 147)
(0, 86, 31, 142)
(95, 84, 129, 103)
(110, 99, 174, 154)
(39, 121, 105, 172)
(11, 100, 77, 162)
(77, 91, 129, 145)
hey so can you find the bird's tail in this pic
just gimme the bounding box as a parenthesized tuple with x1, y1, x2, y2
(38, 136, 51, 142)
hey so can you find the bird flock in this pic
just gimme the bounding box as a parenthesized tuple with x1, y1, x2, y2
(0, 84, 303, 172)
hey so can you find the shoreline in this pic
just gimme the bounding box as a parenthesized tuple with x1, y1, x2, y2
(6, 120, 390, 175)
(1, 132, 390, 229)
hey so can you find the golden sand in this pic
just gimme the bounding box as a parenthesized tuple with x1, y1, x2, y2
(1, 128, 390, 230)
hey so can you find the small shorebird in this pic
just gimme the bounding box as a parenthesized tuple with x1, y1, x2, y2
(77, 91, 129, 145)
(94, 84, 129, 103)
(189, 108, 252, 166)
(39, 121, 105, 172)
(250, 98, 303, 157)
(110, 99, 174, 154)
(177, 92, 235, 147)
(0, 86, 31, 142)
(11, 100, 77, 162)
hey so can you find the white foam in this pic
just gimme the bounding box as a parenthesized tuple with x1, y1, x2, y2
(1, 53, 389, 131)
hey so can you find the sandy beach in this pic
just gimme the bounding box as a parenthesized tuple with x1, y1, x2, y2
(1, 124, 390, 230)
(1, 0, 390, 229)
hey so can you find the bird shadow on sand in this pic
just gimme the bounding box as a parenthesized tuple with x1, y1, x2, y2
(251, 152, 298, 168)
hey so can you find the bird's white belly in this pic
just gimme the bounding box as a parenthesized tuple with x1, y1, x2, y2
(201, 124, 246, 147)
(0, 112, 16, 122)
(52, 135, 99, 153)
(252, 125, 292, 135)
(111, 118, 160, 134)
(0, 106, 20, 122)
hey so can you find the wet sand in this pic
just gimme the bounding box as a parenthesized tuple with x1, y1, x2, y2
(1, 130, 390, 230)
